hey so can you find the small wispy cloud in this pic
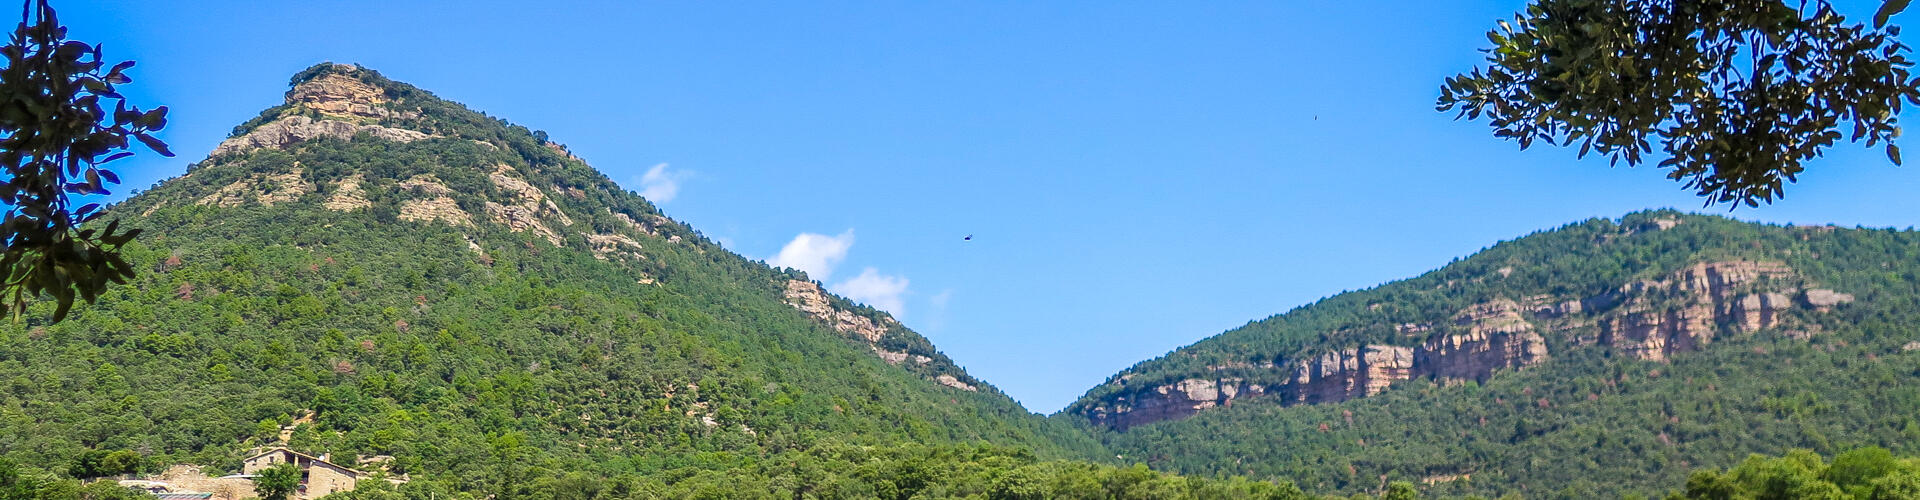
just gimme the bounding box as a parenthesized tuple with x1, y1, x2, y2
(637, 163, 689, 203)
(922, 289, 954, 332)
(767, 230, 855, 281)
(768, 230, 916, 319)
(834, 267, 910, 318)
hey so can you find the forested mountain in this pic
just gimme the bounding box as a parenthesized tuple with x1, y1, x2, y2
(1063, 211, 1920, 497)
(10, 62, 1920, 500)
(0, 63, 1126, 497)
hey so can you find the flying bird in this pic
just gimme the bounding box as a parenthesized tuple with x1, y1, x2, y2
(963, 234, 973, 241)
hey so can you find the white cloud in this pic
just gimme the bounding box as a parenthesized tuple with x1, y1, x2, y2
(834, 267, 910, 318)
(924, 290, 954, 330)
(637, 163, 688, 203)
(768, 230, 915, 319)
(767, 230, 855, 281)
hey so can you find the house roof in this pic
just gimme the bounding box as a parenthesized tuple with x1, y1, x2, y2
(242, 448, 364, 477)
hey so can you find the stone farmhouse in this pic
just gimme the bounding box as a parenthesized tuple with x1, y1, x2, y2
(241, 448, 365, 500)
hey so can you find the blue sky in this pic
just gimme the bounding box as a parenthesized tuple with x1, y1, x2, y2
(71, 1, 1920, 413)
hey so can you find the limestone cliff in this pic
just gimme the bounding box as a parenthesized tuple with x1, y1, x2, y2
(1078, 258, 1852, 430)
(1414, 298, 1547, 382)
(211, 63, 434, 157)
(211, 114, 432, 157)
(289, 68, 410, 120)
(1085, 345, 1418, 430)
(781, 279, 980, 391)
(782, 279, 893, 344)
(1596, 260, 1797, 361)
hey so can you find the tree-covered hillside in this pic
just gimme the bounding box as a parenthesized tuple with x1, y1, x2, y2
(1065, 211, 1920, 497)
(1671, 447, 1920, 499)
(11, 61, 1920, 500)
(0, 63, 1107, 497)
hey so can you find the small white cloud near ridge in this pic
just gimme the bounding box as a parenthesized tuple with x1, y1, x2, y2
(767, 230, 855, 281)
(637, 163, 687, 203)
(834, 267, 910, 318)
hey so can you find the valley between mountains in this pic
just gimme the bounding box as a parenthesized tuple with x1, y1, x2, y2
(5, 64, 1920, 499)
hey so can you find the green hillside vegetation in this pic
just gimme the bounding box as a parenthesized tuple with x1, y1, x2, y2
(1672, 447, 1920, 500)
(9, 62, 1920, 500)
(321, 443, 1321, 500)
(1067, 212, 1920, 497)
(0, 443, 1345, 500)
(0, 64, 1109, 497)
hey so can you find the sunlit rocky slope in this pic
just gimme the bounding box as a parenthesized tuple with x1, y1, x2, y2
(12, 62, 1920, 499)
(0, 63, 1102, 495)
(1065, 211, 1920, 496)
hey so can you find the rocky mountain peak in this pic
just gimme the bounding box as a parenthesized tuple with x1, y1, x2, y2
(287, 63, 399, 119)
(210, 64, 435, 157)
(142, 63, 1000, 407)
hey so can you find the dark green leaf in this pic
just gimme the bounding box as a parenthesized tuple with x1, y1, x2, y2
(133, 133, 171, 156)
(1878, 0, 1911, 28)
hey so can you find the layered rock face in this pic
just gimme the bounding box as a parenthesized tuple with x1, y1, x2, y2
(211, 114, 432, 157)
(1086, 345, 1417, 429)
(1081, 259, 1852, 429)
(1081, 378, 1266, 430)
(210, 64, 433, 157)
(483, 165, 571, 246)
(1414, 299, 1548, 382)
(783, 280, 893, 344)
(781, 279, 978, 391)
(1597, 260, 1799, 361)
(291, 68, 402, 119)
(1287, 345, 1414, 405)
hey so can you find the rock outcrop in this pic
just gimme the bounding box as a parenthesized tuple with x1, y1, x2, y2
(210, 65, 431, 157)
(782, 280, 891, 344)
(1286, 345, 1414, 405)
(1597, 260, 1798, 361)
(196, 169, 313, 207)
(1082, 259, 1851, 429)
(936, 374, 979, 392)
(780, 279, 979, 391)
(324, 175, 371, 211)
(874, 350, 931, 366)
(1415, 298, 1548, 381)
(1085, 344, 1419, 430)
(211, 115, 433, 157)
(392, 175, 472, 227)
(398, 174, 455, 195)
(484, 165, 569, 246)
(1080, 377, 1260, 430)
(1806, 289, 1855, 311)
(291, 68, 406, 119)
(399, 197, 471, 227)
(614, 213, 659, 236)
(585, 233, 644, 261)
